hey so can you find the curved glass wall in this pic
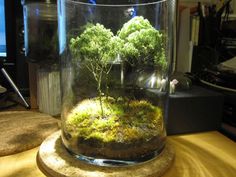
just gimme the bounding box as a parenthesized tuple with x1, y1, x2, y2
(22, 1, 58, 65)
(58, 0, 174, 166)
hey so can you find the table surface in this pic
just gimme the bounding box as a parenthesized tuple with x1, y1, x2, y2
(0, 131, 236, 177)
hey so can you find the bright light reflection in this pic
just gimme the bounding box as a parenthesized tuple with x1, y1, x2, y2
(145, 73, 165, 90)
(150, 74, 156, 88)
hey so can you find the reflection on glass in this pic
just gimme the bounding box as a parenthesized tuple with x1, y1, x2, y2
(59, 0, 174, 166)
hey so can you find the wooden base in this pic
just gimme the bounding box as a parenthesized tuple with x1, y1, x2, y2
(37, 131, 175, 177)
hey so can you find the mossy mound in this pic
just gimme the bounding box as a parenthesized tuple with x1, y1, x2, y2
(65, 97, 164, 144)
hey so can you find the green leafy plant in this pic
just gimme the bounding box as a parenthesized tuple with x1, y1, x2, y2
(69, 17, 167, 117)
(118, 16, 167, 70)
(70, 23, 123, 116)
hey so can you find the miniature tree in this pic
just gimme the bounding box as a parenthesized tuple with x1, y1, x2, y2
(70, 23, 123, 116)
(69, 17, 167, 116)
(118, 16, 167, 70)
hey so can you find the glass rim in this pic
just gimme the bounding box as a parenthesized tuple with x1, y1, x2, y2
(65, 0, 167, 7)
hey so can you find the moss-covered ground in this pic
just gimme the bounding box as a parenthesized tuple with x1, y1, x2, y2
(65, 97, 164, 144)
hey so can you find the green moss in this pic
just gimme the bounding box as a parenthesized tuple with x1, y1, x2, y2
(65, 97, 164, 143)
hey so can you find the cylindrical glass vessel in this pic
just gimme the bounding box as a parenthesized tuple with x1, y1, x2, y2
(22, 0, 59, 65)
(59, 0, 174, 166)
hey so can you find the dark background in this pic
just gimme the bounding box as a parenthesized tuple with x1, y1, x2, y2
(0, 0, 29, 96)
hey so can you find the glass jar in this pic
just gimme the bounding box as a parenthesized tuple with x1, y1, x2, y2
(22, 0, 59, 65)
(59, 0, 174, 166)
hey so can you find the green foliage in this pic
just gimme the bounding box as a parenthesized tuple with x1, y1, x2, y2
(70, 24, 124, 116)
(118, 16, 153, 39)
(65, 97, 164, 143)
(70, 23, 122, 65)
(70, 16, 167, 72)
(118, 16, 167, 70)
(69, 17, 168, 117)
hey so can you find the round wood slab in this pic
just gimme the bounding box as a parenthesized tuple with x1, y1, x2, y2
(38, 131, 175, 177)
(0, 111, 59, 156)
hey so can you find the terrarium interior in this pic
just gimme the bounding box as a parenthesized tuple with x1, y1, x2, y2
(59, 0, 173, 165)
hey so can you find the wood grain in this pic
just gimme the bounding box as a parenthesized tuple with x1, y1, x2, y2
(37, 131, 175, 177)
(0, 131, 236, 177)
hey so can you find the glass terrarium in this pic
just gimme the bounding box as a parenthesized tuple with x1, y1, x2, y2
(59, 0, 174, 166)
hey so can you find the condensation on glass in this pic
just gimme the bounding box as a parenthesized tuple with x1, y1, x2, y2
(58, 0, 174, 166)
